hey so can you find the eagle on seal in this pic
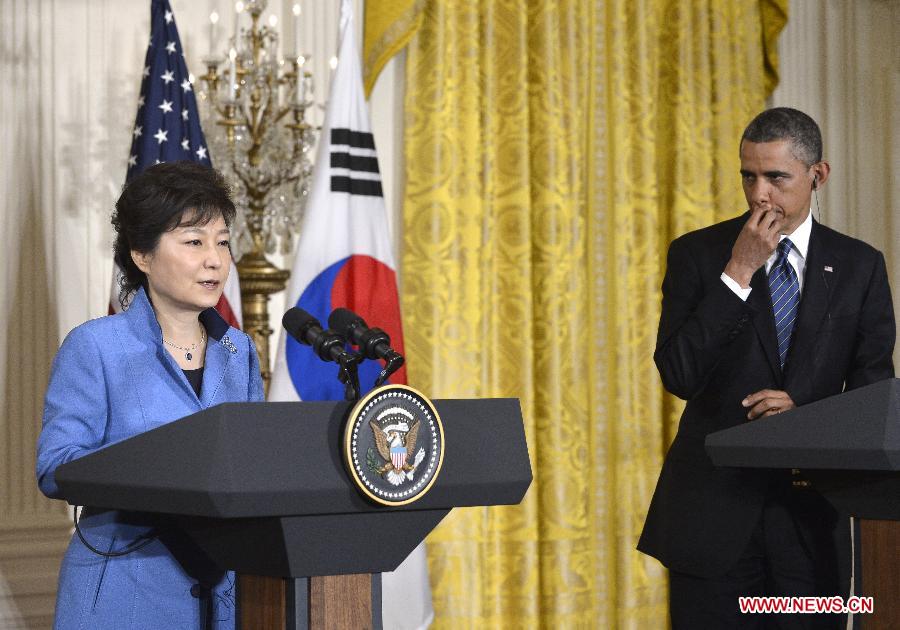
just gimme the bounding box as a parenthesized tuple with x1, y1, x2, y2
(371, 418, 426, 486)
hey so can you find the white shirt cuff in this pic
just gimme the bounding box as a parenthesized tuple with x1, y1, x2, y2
(721, 272, 752, 301)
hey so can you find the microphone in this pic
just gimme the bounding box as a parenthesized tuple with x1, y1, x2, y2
(328, 308, 404, 386)
(328, 308, 403, 363)
(282, 307, 351, 365)
(282, 307, 363, 400)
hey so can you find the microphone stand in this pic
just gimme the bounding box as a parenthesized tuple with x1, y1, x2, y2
(337, 353, 363, 401)
(373, 352, 404, 388)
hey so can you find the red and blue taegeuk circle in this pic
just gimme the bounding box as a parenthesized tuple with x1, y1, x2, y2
(286, 255, 407, 400)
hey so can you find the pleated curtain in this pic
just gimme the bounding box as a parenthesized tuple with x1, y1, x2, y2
(366, 1, 787, 626)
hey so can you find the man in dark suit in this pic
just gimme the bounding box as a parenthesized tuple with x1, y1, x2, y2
(638, 108, 895, 628)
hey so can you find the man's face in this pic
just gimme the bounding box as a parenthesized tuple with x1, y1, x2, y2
(739, 139, 816, 235)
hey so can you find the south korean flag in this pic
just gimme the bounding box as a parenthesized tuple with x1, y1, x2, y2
(269, 3, 430, 627)
(269, 0, 405, 405)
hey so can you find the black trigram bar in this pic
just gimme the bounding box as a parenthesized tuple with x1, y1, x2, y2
(331, 128, 376, 149)
(330, 128, 382, 196)
(330, 152, 380, 173)
(331, 176, 383, 197)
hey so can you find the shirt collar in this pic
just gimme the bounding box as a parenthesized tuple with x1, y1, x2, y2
(779, 209, 812, 259)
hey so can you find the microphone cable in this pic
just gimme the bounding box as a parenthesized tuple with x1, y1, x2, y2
(814, 185, 823, 224)
(73, 506, 158, 557)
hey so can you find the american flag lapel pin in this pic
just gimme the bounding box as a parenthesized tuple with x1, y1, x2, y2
(824, 266, 833, 272)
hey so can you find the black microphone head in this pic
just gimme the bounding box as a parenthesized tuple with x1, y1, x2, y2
(328, 307, 367, 336)
(283, 307, 320, 343)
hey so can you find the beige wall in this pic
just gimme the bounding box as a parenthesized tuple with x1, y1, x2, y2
(771, 0, 900, 370)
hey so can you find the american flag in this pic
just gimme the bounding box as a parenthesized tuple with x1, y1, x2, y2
(111, 0, 242, 328)
(126, 0, 209, 177)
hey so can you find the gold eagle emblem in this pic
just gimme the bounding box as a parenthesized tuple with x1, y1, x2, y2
(368, 407, 426, 486)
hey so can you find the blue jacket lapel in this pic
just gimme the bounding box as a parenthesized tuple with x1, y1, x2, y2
(123, 288, 236, 409)
(199, 306, 235, 408)
(200, 336, 231, 408)
(123, 288, 199, 404)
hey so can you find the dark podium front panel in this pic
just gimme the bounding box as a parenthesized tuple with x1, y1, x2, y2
(705, 378, 899, 470)
(56, 398, 532, 577)
(705, 379, 900, 629)
(705, 378, 900, 519)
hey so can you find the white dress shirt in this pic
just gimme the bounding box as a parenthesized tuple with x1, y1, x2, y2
(721, 210, 813, 301)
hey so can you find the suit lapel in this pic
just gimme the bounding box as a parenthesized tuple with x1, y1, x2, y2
(785, 222, 837, 389)
(122, 288, 200, 406)
(200, 336, 231, 408)
(749, 266, 782, 381)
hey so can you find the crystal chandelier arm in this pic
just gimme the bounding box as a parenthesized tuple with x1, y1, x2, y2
(201, 0, 317, 267)
(273, 104, 295, 125)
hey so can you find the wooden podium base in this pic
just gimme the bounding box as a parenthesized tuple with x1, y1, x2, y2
(859, 519, 899, 630)
(237, 573, 381, 630)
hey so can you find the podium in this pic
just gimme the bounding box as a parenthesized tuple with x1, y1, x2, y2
(706, 378, 900, 629)
(55, 397, 532, 629)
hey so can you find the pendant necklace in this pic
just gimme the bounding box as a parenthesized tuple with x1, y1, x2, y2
(163, 326, 206, 362)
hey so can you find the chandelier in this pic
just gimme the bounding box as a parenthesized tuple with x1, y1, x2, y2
(198, 0, 317, 388)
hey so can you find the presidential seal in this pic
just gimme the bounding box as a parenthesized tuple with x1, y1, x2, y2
(344, 384, 444, 506)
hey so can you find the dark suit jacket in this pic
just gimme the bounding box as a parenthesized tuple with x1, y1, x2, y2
(638, 213, 895, 578)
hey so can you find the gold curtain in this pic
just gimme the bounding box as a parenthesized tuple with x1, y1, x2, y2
(388, 0, 787, 627)
(362, 0, 425, 96)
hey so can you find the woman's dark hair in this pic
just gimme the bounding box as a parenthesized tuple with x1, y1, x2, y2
(112, 161, 236, 308)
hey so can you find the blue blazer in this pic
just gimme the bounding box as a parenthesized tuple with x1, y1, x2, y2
(37, 288, 264, 630)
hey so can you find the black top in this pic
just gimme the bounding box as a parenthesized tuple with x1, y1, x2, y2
(183, 367, 203, 397)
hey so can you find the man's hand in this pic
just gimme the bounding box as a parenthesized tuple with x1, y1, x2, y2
(742, 389, 796, 420)
(723, 207, 783, 288)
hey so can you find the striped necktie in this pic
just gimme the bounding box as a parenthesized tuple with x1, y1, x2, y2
(768, 238, 800, 368)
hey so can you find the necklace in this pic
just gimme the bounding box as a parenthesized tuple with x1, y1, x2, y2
(163, 326, 206, 362)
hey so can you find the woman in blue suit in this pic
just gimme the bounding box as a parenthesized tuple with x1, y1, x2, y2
(36, 162, 264, 629)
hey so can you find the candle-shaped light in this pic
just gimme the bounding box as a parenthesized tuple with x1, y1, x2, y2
(302, 72, 314, 105)
(229, 47, 238, 100)
(234, 1, 245, 52)
(295, 54, 307, 105)
(292, 4, 301, 59)
(268, 14, 279, 62)
(209, 11, 219, 56)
